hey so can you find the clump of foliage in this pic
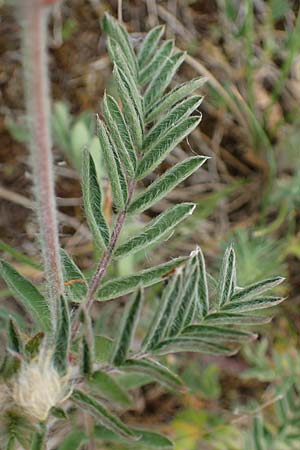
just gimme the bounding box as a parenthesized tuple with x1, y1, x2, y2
(0, 8, 285, 450)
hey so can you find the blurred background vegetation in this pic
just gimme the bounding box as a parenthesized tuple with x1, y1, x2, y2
(0, 0, 300, 448)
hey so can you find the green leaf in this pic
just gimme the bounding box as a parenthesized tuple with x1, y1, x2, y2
(129, 156, 207, 215)
(138, 25, 165, 68)
(120, 358, 182, 389)
(182, 324, 257, 343)
(72, 389, 137, 440)
(96, 256, 187, 301)
(94, 335, 114, 363)
(107, 38, 138, 88)
(60, 249, 88, 302)
(168, 258, 199, 337)
(96, 117, 127, 209)
(81, 336, 93, 377)
(89, 370, 132, 407)
(142, 273, 182, 351)
(94, 425, 174, 449)
(51, 406, 67, 420)
(30, 432, 45, 450)
(231, 276, 284, 303)
(58, 431, 87, 450)
(8, 317, 23, 354)
(143, 96, 203, 152)
(115, 203, 195, 259)
(218, 246, 236, 307)
(144, 51, 186, 110)
(103, 93, 137, 175)
(53, 296, 70, 375)
(222, 296, 285, 313)
(137, 116, 201, 179)
(153, 337, 237, 356)
(196, 246, 209, 317)
(0, 260, 52, 332)
(111, 288, 143, 366)
(102, 13, 137, 77)
(113, 66, 143, 149)
(139, 40, 174, 86)
(145, 77, 207, 123)
(82, 149, 110, 249)
(116, 372, 153, 390)
(25, 332, 45, 358)
(204, 312, 273, 325)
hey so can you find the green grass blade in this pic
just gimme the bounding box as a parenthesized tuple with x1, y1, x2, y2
(111, 288, 143, 366)
(0, 260, 52, 332)
(96, 256, 187, 301)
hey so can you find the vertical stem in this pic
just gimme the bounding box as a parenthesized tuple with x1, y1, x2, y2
(19, 0, 63, 328)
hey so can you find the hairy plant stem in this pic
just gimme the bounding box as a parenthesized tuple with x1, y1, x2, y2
(19, 0, 63, 329)
(71, 180, 136, 339)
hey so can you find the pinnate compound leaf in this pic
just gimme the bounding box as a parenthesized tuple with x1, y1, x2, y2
(143, 96, 203, 152)
(82, 149, 110, 249)
(142, 272, 182, 351)
(72, 389, 136, 440)
(111, 288, 143, 366)
(129, 156, 207, 215)
(120, 358, 182, 390)
(231, 276, 284, 303)
(53, 296, 70, 376)
(102, 13, 137, 77)
(145, 77, 207, 123)
(60, 248, 88, 302)
(138, 25, 165, 68)
(137, 116, 201, 179)
(103, 93, 137, 175)
(115, 203, 195, 259)
(96, 256, 187, 301)
(218, 246, 236, 307)
(0, 260, 52, 332)
(144, 51, 186, 110)
(94, 425, 174, 449)
(96, 116, 127, 209)
(89, 370, 132, 407)
(58, 431, 87, 450)
(139, 39, 174, 86)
